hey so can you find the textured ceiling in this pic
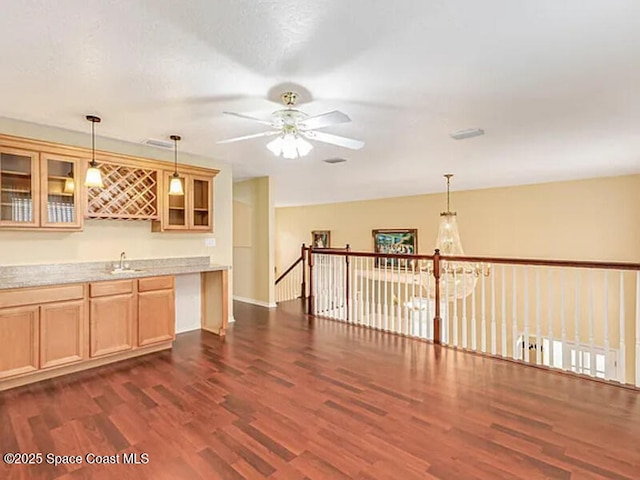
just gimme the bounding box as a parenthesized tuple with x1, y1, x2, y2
(0, 0, 639, 206)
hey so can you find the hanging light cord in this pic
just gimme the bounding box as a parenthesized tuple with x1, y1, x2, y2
(91, 120, 95, 163)
(444, 173, 453, 212)
(173, 139, 178, 174)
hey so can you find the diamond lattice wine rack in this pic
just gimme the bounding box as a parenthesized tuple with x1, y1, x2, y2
(86, 163, 158, 219)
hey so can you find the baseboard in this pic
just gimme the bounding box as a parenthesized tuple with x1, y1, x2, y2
(228, 315, 236, 324)
(233, 296, 277, 309)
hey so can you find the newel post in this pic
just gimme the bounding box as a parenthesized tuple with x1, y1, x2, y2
(433, 249, 442, 345)
(307, 246, 315, 315)
(301, 243, 307, 299)
(345, 244, 351, 322)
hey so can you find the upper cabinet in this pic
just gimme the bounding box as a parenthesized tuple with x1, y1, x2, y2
(0, 134, 218, 233)
(0, 147, 83, 230)
(0, 147, 39, 228)
(40, 154, 83, 229)
(152, 172, 214, 232)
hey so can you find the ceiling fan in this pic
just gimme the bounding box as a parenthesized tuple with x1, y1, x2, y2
(216, 91, 364, 159)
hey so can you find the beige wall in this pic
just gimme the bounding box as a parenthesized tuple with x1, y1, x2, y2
(233, 177, 275, 307)
(0, 116, 234, 313)
(276, 174, 640, 270)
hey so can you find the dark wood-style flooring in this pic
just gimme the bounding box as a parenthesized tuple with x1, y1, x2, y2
(1, 300, 639, 479)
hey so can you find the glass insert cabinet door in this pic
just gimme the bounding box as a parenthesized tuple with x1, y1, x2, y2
(0, 148, 39, 226)
(191, 176, 212, 230)
(40, 155, 82, 227)
(166, 172, 187, 228)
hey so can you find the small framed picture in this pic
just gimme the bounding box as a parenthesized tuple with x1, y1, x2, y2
(372, 229, 417, 269)
(311, 230, 331, 248)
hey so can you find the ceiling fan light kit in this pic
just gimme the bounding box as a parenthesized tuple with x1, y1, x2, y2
(217, 91, 364, 159)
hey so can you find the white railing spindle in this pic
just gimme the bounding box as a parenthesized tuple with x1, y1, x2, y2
(535, 268, 541, 365)
(524, 266, 529, 363)
(491, 267, 496, 356)
(501, 265, 507, 357)
(635, 271, 640, 387)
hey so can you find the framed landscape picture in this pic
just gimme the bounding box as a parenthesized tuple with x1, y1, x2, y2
(311, 230, 331, 248)
(372, 229, 417, 268)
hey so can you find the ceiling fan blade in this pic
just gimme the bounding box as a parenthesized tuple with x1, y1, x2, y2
(298, 110, 351, 130)
(303, 131, 364, 150)
(222, 111, 274, 126)
(216, 131, 280, 144)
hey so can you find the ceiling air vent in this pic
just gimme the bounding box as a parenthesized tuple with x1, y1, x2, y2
(323, 158, 347, 164)
(143, 138, 174, 149)
(450, 128, 485, 140)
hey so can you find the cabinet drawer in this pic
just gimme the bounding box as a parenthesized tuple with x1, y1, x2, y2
(0, 284, 84, 309)
(90, 280, 133, 298)
(138, 276, 174, 292)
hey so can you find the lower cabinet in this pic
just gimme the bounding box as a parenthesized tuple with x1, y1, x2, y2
(90, 289, 135, 358)
(0, 276, 175, 386)
(138, 289, 175, 346)
(0, 305, 39, 379)
(40, 300, 85, 368)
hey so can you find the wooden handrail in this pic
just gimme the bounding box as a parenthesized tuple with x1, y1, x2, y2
(307, 247, 640, 271)
(275, 256, 303, 285)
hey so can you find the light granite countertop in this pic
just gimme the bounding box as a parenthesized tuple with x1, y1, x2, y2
(0, 256, 230, 290)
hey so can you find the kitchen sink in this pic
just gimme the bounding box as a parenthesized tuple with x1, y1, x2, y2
(109, 268, 143, 274)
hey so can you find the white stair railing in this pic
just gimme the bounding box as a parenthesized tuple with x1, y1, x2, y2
(307, 247, 640, 387)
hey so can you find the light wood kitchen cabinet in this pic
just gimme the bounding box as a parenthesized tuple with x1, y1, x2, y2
(0, 274, 182, 391)
(40, 300, 85, 369)
(39, 154, 84, 229)
(0, 147, 84, 230)
(0, 147, 40, 228)
(138, 288, 175, 346)
(89, 280, 135, 358)
(152, 172, 213, 232)
(0, 305, 39, 379)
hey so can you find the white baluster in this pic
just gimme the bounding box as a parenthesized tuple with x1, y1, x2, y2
(472, 268, 477, 351)
(501, 265, 507, 357)
(635, 271, 640, 387)
(384, 260, 389, 330)
(462, 270, 467, 349)
(589, 270, 595, 377)
(481, 270, 486, 353)
(453, 270, 458, 347)
(511, 266, 517, 359)
(548, 269, 554, 368)
(404, 260, 410, 335)
(524, 266, 529, 363)
(603, 271, 609, 380)
(396, 259, 402, 334)
(313, 254, 318, 314)
(376, 257, 381, 329)
(561, 270, 567, 370)
(425, 265, 431, 339)
(619, 271, 626, 383)
(409, 260, 415, 336)
(491, 265, 496, 356)
(445, 266, 450, 345)
(575, 271, 581, 373)
(362, 257, 371, 327)
(535, 268, 541, 365)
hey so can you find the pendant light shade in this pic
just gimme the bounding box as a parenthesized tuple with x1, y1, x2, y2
(168, 135, 184, 196)
(84, 115, 104, 188)
(63, 170, 75, 194)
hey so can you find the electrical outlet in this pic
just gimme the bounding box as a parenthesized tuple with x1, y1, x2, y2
(204, 237, 216, 247)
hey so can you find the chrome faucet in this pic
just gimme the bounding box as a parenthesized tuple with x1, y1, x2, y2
(119, 251, 126, 270)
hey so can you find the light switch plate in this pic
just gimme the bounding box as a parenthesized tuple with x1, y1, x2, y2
(204, 237, 216, 247)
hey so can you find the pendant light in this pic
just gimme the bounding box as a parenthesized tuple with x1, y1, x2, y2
(63, 169, 75, 193)
(421, 174, 489, 301)
(168, 135, 184, 196)
(84, 115, 104, 188)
